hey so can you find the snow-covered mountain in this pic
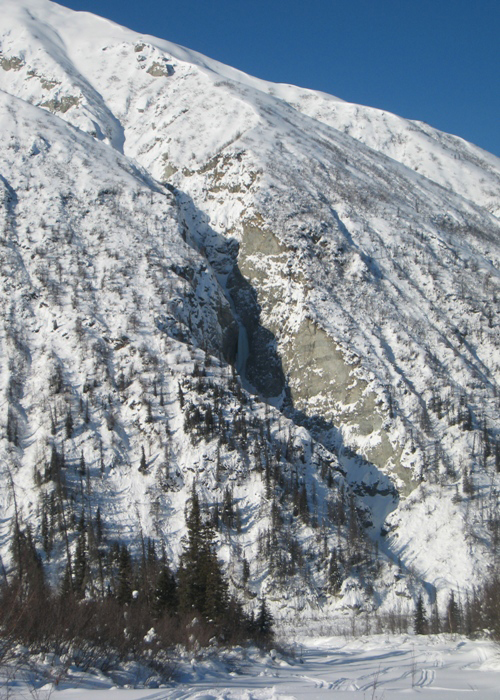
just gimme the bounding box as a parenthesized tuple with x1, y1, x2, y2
(0, 0, 499, 623)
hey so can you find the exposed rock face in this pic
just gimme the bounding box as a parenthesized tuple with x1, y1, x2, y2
(234, 220, 401, 475)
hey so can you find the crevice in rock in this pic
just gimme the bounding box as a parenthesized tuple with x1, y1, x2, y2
(169, 185, 401, 538)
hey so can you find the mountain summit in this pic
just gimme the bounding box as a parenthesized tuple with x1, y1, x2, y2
(0, 0, 499, 625)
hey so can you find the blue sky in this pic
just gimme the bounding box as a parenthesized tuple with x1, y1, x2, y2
(56, 0, 499, 157)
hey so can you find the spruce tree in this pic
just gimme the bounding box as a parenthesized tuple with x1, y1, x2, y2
(139, 446, 147, 473)
(446, 590, 461, 633)
(178, 485, 228, 619)
(222, 486, 234, 528)
(414, 594, 428, 634)
(255, 598, 274, 643)
(11, 523, 45, 602)
(78, 452, 86, 477)
(328, 548, 342, 594)
(59, 558, 73, 599)
(95, 506, 103, 544)
(65, 410, 74, 439)
(298, 484, 309, 524)
(73, 531, 87, 598)
(462, 468, 474, 496)
(201, 521, 228, 619)
(242, 557, 250, 586)
(153, 565, 178, 618)
(41, 505, 52, 557)
(178, 485, 205, 613)
(116, 544, 133, 604)
(430, 598, 441, 634)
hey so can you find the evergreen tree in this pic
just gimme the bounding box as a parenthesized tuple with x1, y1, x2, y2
(139, 445, 147, 473)
(348, 493, 360, 553)
(242, 557, 250, 586)
(430, 599, 441, 634)
(481, 576, 500, 638)
(60, 557, 73, 599)
(178, 485, 205, 613)
(11, 522, 45, 602)
(201, 522, 228, 619)
(298, 484, 309, 524)
(153, 564, 178, 617)
(414, 594, 428, 634)
(446, 590, 461, 633)
(328, 548, 342, 594)
(65, 410, 74, 439)
(48, 445, 60, 482)
(95, 506, 103, 544)
(337, 484, 347, 526)
(41, 503, 52, 556)
(138, 538, 159, 607)
(116, 544, 133, 604)
(462, 468, 474, 496)
(73, 531, 87, 597)
(6, 407, 18, 446)
(255, 598, 274, 643)
(178, 485, 228, 619)
(215, 443, 222, 481)
(222, 486, 234, 528)
(78, 452, 86, 477)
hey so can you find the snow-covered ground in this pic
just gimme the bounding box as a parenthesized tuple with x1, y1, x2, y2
(3, 635, 500, 700)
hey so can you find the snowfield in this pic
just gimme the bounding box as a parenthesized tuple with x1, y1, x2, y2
(3, 635, 500, 700)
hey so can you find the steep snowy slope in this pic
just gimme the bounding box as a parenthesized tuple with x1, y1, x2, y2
(280, 90, 500, 218)
(1, 87, 365, 619)
(1, 0, 498, 218)
(0, 0, 499, 620)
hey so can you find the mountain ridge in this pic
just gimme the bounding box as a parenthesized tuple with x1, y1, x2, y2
(0, 0, 499, 625)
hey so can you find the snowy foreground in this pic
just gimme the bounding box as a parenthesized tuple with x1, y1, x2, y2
(4, 635, 500, 700)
